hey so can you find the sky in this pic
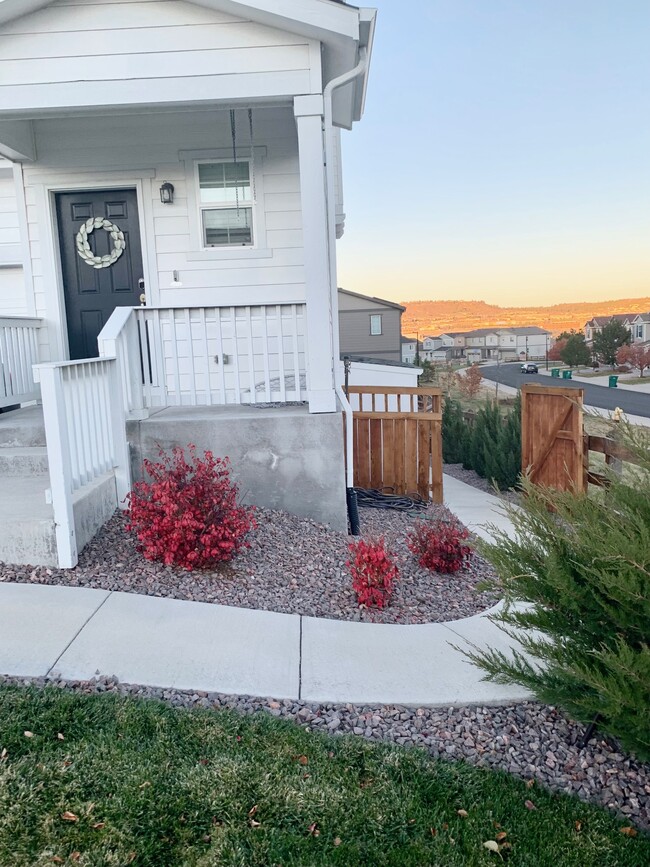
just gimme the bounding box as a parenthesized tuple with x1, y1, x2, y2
(336, 0, 650, 307)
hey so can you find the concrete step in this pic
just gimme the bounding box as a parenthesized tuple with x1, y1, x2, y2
(0, 474, 57, 567)
(0, 447, 49, 476)
(0, 406, 46, 448)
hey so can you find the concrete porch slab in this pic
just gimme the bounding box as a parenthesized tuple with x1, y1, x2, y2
(300, 606, 531, 706)
(0, 583, 110, 677)
(52, 591, 301, 699)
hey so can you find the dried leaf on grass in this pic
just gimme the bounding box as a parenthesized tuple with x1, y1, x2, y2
(61, 811, 78, 822)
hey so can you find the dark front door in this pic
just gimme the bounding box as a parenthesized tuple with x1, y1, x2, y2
(56, 189, 144, 359)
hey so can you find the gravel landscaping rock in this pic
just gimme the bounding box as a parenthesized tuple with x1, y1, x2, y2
(0, 505, 499, 624)
(2, 674, 647, 830)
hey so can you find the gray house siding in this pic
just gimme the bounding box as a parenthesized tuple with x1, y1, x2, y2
(338, 289, 403, 362)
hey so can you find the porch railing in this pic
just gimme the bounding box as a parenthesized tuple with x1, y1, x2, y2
(98, 304, 308, 415)
(0, 316, 42, 408)
(34, 358, 131, 569)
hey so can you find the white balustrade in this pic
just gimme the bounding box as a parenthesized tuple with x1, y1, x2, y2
(0, 316, 42, 408)
(99, 304, 308, 414)
(34, 358, 131, 569)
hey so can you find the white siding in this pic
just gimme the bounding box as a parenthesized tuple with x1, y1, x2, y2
(22, 105, 307, 360)
(0, 268, 27, 314)
(0, 160, 28, 313)
(0, 0, 321, 111)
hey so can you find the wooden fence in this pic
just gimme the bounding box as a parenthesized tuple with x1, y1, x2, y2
(346, 386, 443, 502)
(583, 433, 645, 488)
(521, 384, 585, 492)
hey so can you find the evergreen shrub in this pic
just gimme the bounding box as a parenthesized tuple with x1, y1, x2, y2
(465, 425, 650, 760)
(442, 395, 521, 490)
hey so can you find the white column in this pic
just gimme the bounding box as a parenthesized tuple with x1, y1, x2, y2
(294, 95, 336, 414)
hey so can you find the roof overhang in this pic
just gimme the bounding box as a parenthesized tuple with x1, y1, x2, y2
(0, 0, 376, 126)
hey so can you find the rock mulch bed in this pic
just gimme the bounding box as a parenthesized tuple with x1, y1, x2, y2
(2, 675, 647, 830)
(0, 505, 499, 625)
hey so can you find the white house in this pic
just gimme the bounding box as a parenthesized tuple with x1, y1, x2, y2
(628, 313, 650, 345)
(0, 0, 377, 567)
(400, 336, 420, 364)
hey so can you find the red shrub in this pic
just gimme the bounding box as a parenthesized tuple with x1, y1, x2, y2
(407, 518, 471, 574)
(126, 445, 255, 570)
(347, 537, 399, 609)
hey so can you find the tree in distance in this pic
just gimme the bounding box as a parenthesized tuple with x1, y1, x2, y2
(560, 332, 591, 368)
(593, 321, 631, 366)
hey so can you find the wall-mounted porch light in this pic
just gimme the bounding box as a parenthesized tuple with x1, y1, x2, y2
(159, 181, 175, 204)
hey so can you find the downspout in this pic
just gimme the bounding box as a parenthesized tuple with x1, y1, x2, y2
(324, 49, 368, 532)
(323, 46, 369, 391)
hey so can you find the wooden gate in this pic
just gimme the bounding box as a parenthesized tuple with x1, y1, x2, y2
(346, 386, 443, 502)
(521, 384, 585, 491)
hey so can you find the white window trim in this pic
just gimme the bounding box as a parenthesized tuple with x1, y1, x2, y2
(370, 314, 383, 336)
(181, 147, 271, 261)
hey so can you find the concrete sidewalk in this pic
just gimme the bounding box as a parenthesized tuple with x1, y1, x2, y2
(0, 476, 529, 707)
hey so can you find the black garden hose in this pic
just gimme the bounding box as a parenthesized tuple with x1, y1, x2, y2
(353, 488, 429, 513)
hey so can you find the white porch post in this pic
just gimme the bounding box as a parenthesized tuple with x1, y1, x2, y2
(294, 95, 336, 414)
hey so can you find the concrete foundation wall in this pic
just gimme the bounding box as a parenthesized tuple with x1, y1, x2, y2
(73, 472, 118, 553)
(127, 406, 348, 533)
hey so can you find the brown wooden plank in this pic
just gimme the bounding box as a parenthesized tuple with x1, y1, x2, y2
(350, 411, 442, 421)
(404, 419, 418, 496)
(347, 385, 442, 397)
(529, 401, 574, 483)
(521, 386, 530, 475)
(382, 418, 395, 492)
(431, 419, 444, 503)
(393, 419, 406, 495)
(417, 420, 431, 499)
(370, 419, 383, 489)
(357, 418, 370, 489)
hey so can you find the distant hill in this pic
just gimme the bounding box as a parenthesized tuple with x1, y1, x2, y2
(400, 297, 650, 338)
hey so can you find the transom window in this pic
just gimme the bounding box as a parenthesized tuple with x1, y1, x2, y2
(370, 314, 383, 336)
(197, 161, 253, 247)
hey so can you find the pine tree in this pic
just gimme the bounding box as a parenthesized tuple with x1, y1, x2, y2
(442, 397, 468, 464)
(464, 423, 650, 760)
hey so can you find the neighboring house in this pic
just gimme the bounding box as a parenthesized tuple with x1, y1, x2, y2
(626, 313, 650, 345)
(421, 335, 442, 360)
(438, 333, 466, 359)
(509, 326, 551, 360)
(464, 328, 500, 360)
(584, 314, 635, 344)
(338, 288, 405, 363)
(0, 0, 377, 566)
(401, 336, 421, 365)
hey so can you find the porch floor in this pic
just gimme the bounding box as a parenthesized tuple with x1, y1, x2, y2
(142, 403, 311, 422)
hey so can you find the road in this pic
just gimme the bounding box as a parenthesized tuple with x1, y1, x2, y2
(481, 364, 650, 419)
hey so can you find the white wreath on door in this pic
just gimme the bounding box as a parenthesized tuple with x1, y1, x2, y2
(75, 217, 126, 269)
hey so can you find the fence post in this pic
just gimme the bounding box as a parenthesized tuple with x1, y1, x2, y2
(107, 358, 132, 509)
(33, 363, 78, 569)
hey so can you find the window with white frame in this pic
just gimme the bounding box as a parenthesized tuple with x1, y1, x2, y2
(635, 324, 644, 339)
(197, 161, 254, 247)
(370, 314, 382, 335)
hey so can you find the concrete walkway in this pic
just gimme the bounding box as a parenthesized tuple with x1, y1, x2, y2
(0, 476, 529, 707)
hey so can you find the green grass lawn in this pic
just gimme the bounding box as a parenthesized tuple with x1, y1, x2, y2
(0, 687, 647, 866)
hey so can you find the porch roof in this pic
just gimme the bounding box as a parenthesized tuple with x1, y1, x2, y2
(0, 0, 376, 154)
